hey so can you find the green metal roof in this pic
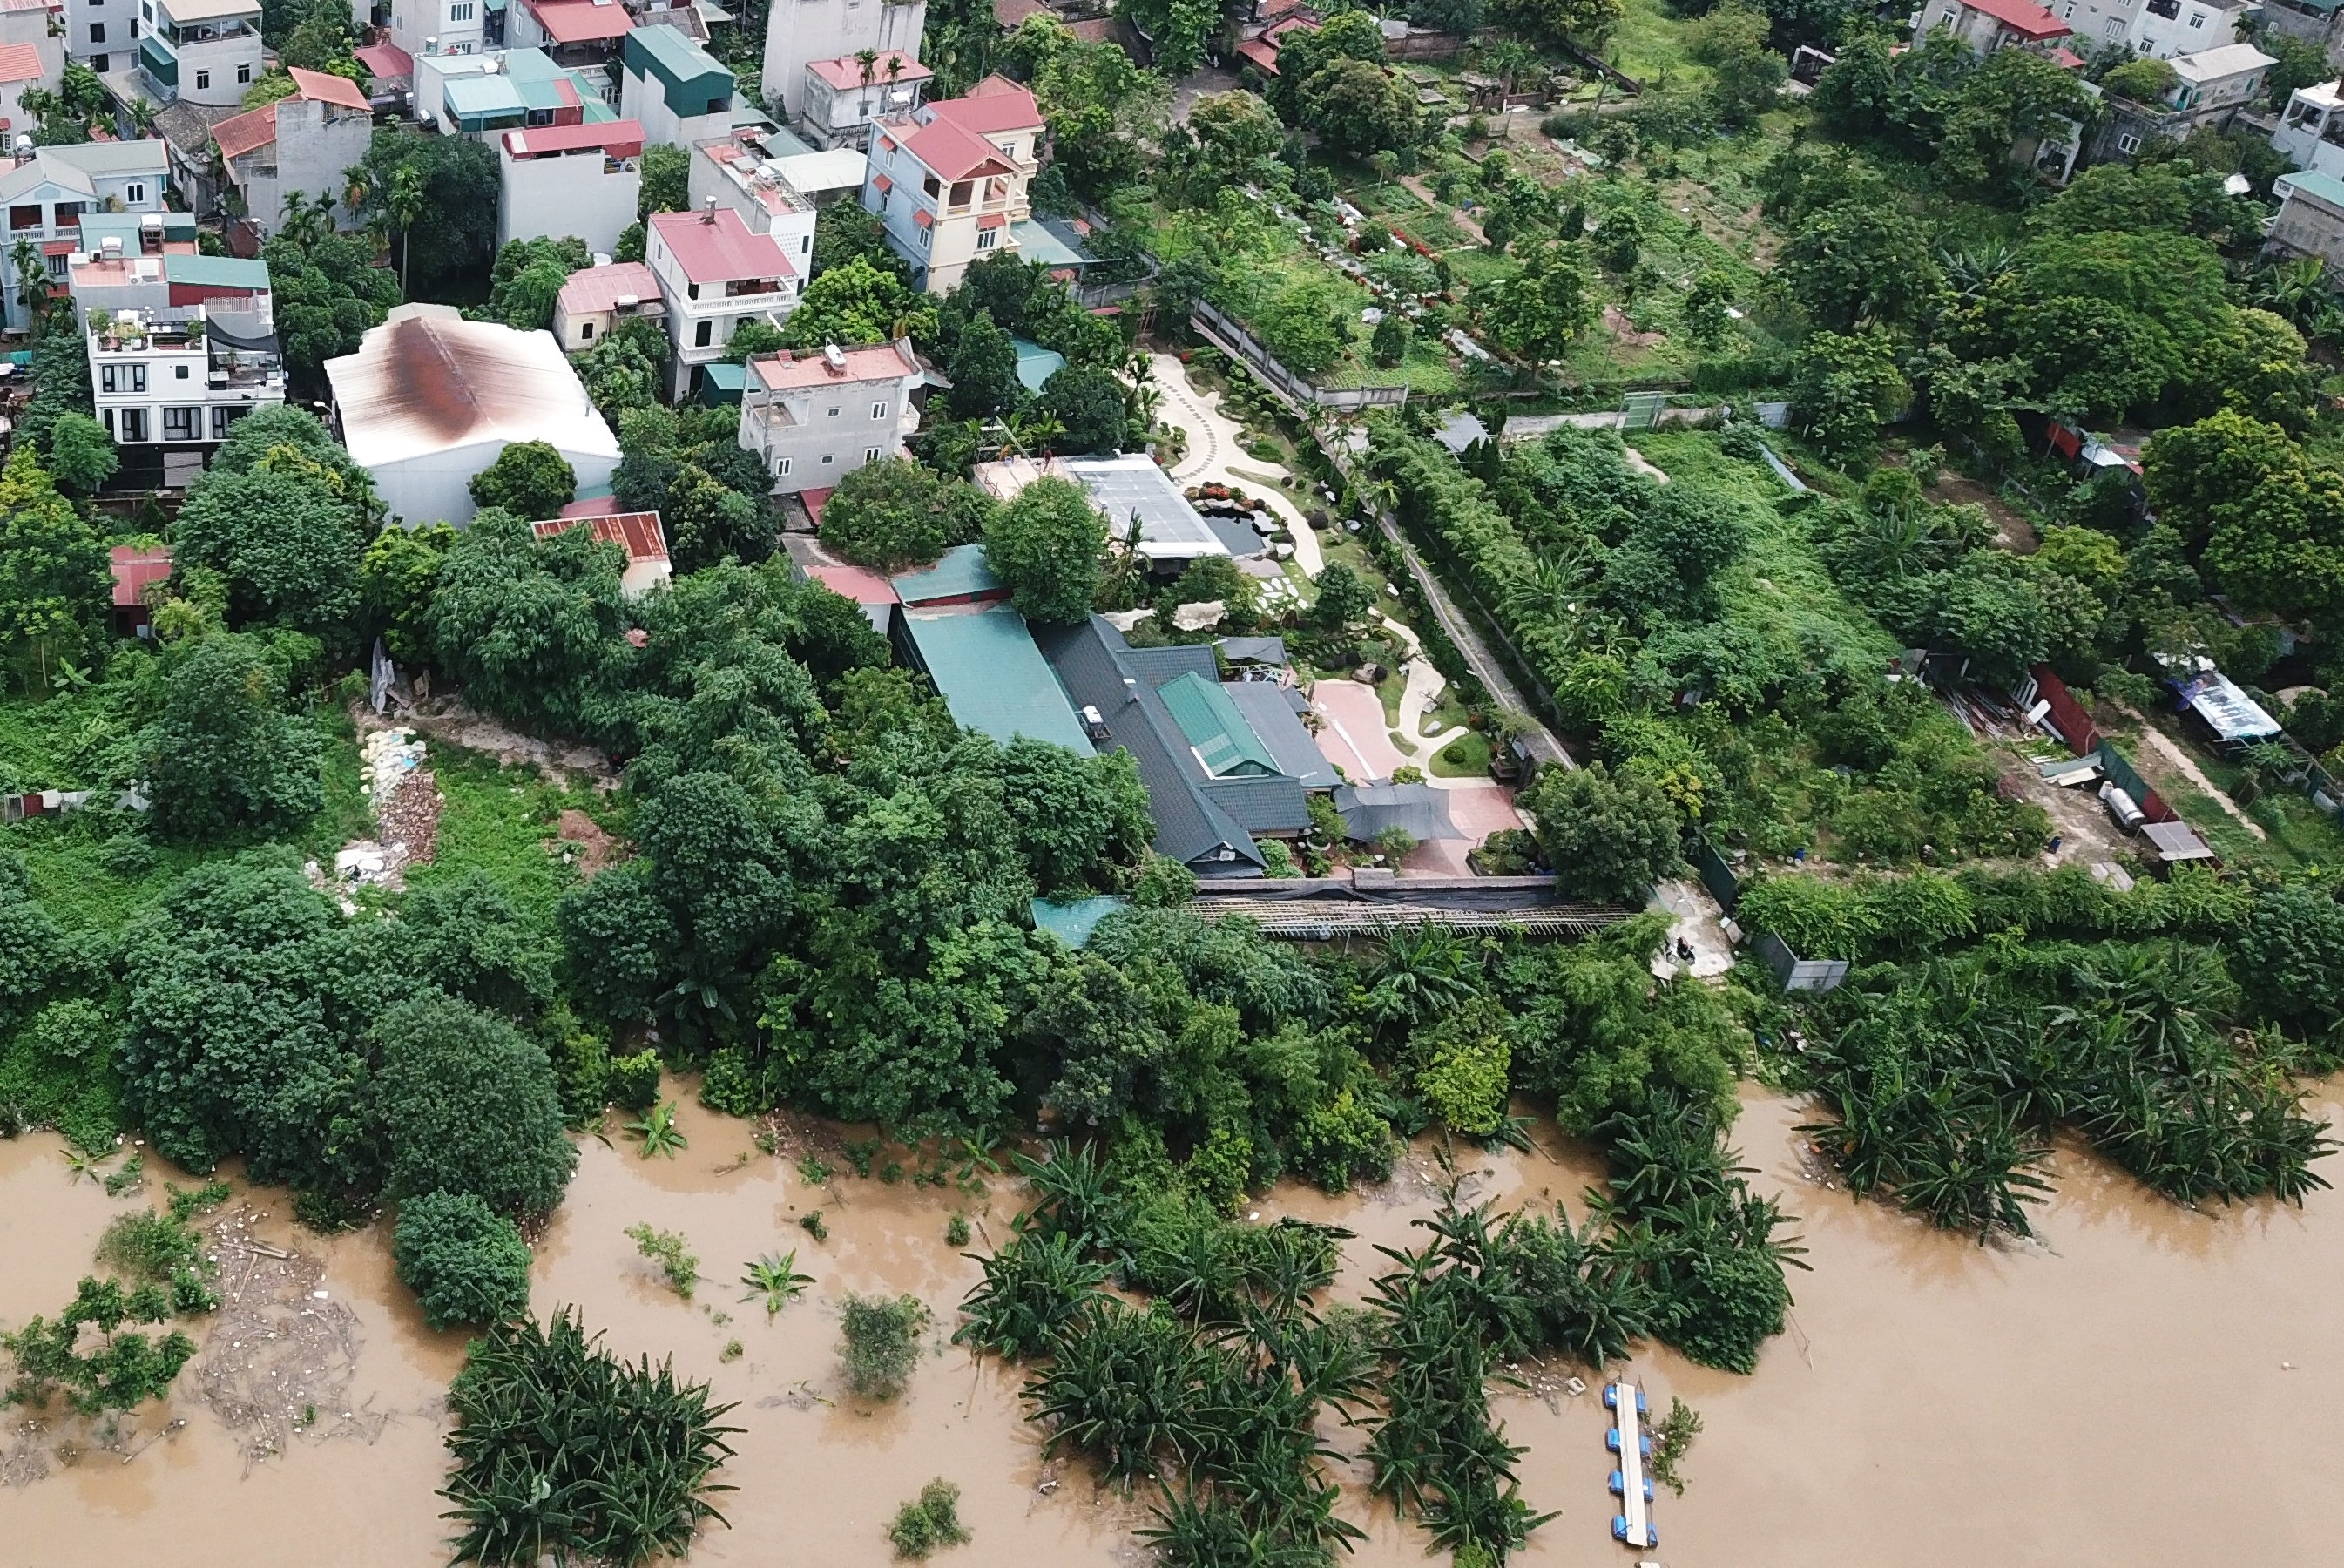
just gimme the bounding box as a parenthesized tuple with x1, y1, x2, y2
(625, 24, 733, 113)
(1157, 670, 1279, 777)
(1010, 335, 1064, 395)
(2280, 169, 2344, 212)
(699, 362, 746, 404)
(165, 253, 269, 289)
(444, 74, 526, 119)
(901, 605, 1096, 754)
(1030, 895, 1126, 948)
(891, 543, 1003, 605)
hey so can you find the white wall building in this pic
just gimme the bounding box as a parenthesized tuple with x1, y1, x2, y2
(2275, 78, 2344, 176)
(71, 239, 283, 451)
(382, 0, 488, 68)
(0, 41, 51, 136)
(325, 305, 622, 526)
(798, 47, 929, 149)
(550, 258, 665, 351)
(686, 122, 822, 267)
(138, 0, 263, 106)
(62, 0, 127, 77)
(497, 117, 643, 253)
(206, 67, 374, 240)
(761, 0, 925, 120)
(644, 205, 800, 399)
(861, 76, 1044, 294)
(0, 140, 169, 333)
(739, 339, 922, 493)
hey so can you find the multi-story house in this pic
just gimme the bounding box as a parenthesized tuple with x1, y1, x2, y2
(70, 235, 282, 455)
(644, 203, 800, 398)
(2049, 0, 2250, 57)
(138, 0, 262, 106)
(0, 43, 53, 134)
(761, 0, 925, 121)
(618, 24, 733, 145)
(503, 0, 633, 87)
(497, 117, 642, 253)
(686, 121, 821, 268)
(63, 0, 129, 77)
(861, 76, 1043, 294)
(382, 0, 488, 68)
(206, 67, 373, 241)
(0, 3, 61, 109)
(1915, 0, 2073, 56)
(0, 140, 168, 332)
(798, 48, 929, 149)
(2091, 41, 2273, 159)
(738, 339, 922, 494)
(551, 258, 665, 350)
(415, 47, 619, 137)
(2259, 0, 2341, 60)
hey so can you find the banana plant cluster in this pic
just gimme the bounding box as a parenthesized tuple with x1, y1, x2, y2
(1798, 940, 2334, 1240)
(439, 1309, 741, 1568)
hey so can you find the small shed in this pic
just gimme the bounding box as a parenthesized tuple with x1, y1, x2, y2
(1332, 782, 1460, 842)
(111, 544, 173, 633)
(1216, 635, 1287, 667)
(2140, 820, 2218, 868)
(1432, 409, 1490, 456)
(697, 362, 746, 407)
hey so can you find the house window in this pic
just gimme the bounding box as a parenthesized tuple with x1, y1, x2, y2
(88, 22, 103, 41)
(694, 320, 713, 347)
(917, 222, 930, 250)
(450, 0, 473, 16)
(210, 405, 240, 437)
(91, 52, 107, 70)
(173, 363, 188, 379)
(871, 401, 888, 418)
(580, 320, 596, 340)
(163, 406, 199, 440)
(125, 182, 145, 205)
(120, 407, 147, 441)
(948, 179, 972, 208)
(237, 62, 250, 81)
(43, 253, 64, 279)
(99, 365, 116, 393)
(100, 409, 113, 435)
(976, 226, 996, 251)
(827, 406, 840, 417)
(775, 456, 791, 475)
(863, 446, 881, 462)
(6, 204, 37, 230)
(2104, 16, 2122, 32)
(195, 70, 209, 89)
(2188, 8, 2204, 21)
(130, 364, 146, 391)
(2118, 132, 2140, 152)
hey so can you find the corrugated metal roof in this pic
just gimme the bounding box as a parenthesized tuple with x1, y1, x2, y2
(901, 604, 1097, 754)
(1331, 783, 1460, 842)
(2278, 168, 2344, 213)
(325, 314, 621, 470)
(165, 253, 270, 290)
(891, 543, 1003, 605)
(1158, 670, 1280, 777)
(1225, 680, 1337, 788)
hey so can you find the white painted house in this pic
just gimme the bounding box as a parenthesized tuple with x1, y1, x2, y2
(496, 116, 643, 253)
(206, 67, 374, 240)
(326, 305, 622, 526)
(798, 47, 929, 149)
(0, 42, 52, 139)
(861, 76, 1044, 295)
(761, 0, 925, 120)
(69, 235, 283, 452)
(138, 0, 263, 106)
(644, 204, 800, 399)
(686, 121, 821, 267)
(0, 140, 169, 333)
(738, 339, 922, 494)
(2275, 78, 2344, 178)
(618, 23, 734, 146)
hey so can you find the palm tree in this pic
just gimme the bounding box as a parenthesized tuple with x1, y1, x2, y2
(387, 162, 425, 298)
(10, 234, 54, 328)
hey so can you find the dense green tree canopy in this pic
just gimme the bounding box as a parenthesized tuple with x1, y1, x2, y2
(138, 636, 325, 844)
(469, 441, 578, 522)
(819, 457, 996, 571)
(375, 991, 577, 1215)
(983, 476, 1108, 625)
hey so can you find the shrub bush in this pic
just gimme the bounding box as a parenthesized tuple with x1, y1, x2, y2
(394, 1191, 533, 1331)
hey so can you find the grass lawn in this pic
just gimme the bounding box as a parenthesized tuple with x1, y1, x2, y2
(1429, 731, 1492, 777)
(416, 741, 625, 923)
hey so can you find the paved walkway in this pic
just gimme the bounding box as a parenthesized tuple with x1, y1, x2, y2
(1311, 679, 1407, 781)
(1149, 350, 1324, 576)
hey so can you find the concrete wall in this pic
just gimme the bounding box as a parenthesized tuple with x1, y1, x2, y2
(497, 145, 639, 253)
(760, 0, 925, 116)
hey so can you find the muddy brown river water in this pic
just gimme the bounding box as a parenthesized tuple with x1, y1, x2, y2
(7, 1086, 2341, 1566)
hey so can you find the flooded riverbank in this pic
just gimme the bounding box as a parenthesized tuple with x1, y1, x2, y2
(8, 1086, 2342, 1565)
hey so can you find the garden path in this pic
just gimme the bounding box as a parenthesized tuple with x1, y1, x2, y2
(1396, 175, 1484, 247)
(1149, 349, 1324, 574)
(2118, 706, 2267, 841)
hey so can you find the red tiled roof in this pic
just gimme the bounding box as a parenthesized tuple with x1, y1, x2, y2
(2049, 45, 2084, 67)
(976, 211, 1007, 229)
(212, 105, 279, 160)
(1236, 37, 1280, 73)
(530, 0, 634, 43)
(912, 207, 934, 227)
(896, 114, 1015, 182)
(931, 76, 1042, 135)
(533, 510, 669, 564)
(289, 65, 370, 109)
(353, 41, 412, 79)
(807, 49, 930, 91)
(556, 260, 659, 315)
(748, 341, 917, 391)
(0, 0, 52, 13)
(800, 487, 834, 527)
(807, 561, 899, 604)
(561, 493, 620, 516)
(649, 207, 797, 285)
(111, 545, 172, 609)
(0, 42, 42, 84)
(992, 0, 1047, 24)
(1957, 0, 2068, 39)
(505, 117, 645, 159)
(870, 170, 892, 193)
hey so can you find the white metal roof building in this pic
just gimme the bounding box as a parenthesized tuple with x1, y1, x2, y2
(325, 305, 622, 527)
